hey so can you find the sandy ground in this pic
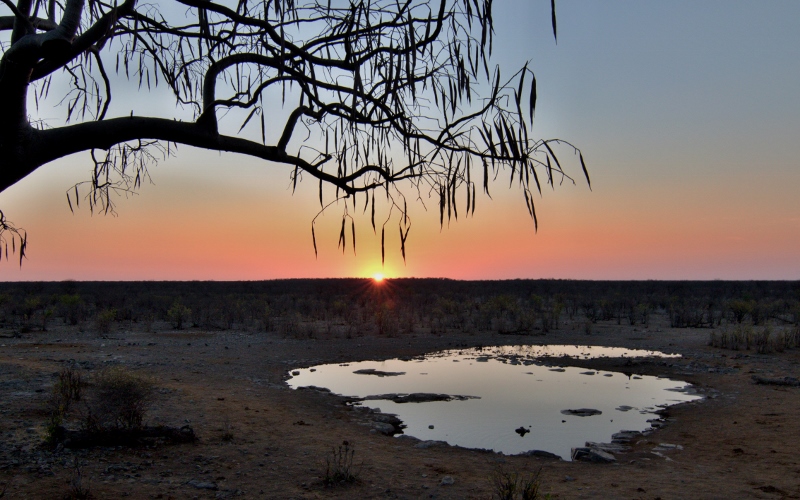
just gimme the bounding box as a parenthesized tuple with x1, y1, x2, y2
(2, 315, 800, 499)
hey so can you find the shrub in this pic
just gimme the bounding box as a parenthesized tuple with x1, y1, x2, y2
(66, 458, 93, 500)
(167, 301, 191, 329)
(83, 368, 154, 432)
(94, 308, 116, 334)
(324, 441, 360, 486)
(491, 467, 545, 500)
(46, 367, 84, 444)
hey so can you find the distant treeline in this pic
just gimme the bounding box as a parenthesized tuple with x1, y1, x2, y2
(1, 279, 799, 336)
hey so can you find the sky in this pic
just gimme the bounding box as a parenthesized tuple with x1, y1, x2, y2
(1, 0, 799, 281)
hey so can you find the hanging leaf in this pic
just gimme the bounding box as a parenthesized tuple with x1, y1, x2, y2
(579, 151, 591, 189)
(371, 195, 376, 233)
(543, 141, 563, 178)
(338, 218, 346, 253)
(529, 73, 537, 122)
(550, 0, 558, 43)
(311, 224, 318, 258)
(399, 226, 405, 263)
(381, 226, 385, 266)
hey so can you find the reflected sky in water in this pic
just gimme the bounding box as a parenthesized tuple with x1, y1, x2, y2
(287, 345, 700, 459)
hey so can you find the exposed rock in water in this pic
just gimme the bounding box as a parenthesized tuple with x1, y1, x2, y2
(585, 441, 629, 454)
(611, 430, 642, 443)
(561, 408, 602, 417)
(571, 447, 616, 463)
(353, 368, 406, 377)
(515, 426, 530, 436)
(363, 393, 480, 404)
(371, 422, 397, 435)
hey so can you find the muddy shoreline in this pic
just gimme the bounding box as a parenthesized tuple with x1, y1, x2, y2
(2, 315, 800, 499)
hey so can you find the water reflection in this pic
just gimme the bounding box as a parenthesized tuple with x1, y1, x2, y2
(287, 345, 700, 459)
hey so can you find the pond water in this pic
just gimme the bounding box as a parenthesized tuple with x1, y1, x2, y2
(287, 345, 702, 460)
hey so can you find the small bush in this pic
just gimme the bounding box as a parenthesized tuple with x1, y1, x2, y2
(66, 458, 93, 500)
(167, 301, 191, 329)
(46, 367, 84, 444)
(324, 441, 360, 486)
(492, 467, 545, 500)
(83, 368, 154, 432)
(94, 308, 116, 334)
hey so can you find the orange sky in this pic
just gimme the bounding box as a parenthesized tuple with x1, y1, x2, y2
(1, 2, 799, 281)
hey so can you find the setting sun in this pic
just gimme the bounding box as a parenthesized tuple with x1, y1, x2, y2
(372, 273, 385, 282)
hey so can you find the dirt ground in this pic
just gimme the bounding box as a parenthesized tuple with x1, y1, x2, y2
(2, 314, 800, 499)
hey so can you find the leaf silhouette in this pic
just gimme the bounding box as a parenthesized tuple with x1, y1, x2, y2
(579, 152, 591, 189)
(311, 225, 318, 258)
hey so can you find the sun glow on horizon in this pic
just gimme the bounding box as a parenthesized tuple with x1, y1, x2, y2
(372, 273, 385, 283)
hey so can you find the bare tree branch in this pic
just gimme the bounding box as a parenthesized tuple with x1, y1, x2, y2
(0, 0, 588, 264)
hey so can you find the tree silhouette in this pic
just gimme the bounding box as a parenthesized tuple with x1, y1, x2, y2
(0, 0, 589, 265)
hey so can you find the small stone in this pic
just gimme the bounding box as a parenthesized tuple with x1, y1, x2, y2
(440, 476, 455, 486)
(186, 479, 218, 490)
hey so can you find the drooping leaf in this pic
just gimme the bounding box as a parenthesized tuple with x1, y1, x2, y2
(338, 218, 346, 253)
(550, 0, 558, 43)
(311, 224, 318, 258)
(579, 151, 591, 189)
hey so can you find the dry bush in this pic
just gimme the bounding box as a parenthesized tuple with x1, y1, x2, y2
(491, 466, 545, 500)
(94, 309, 116, 334)
(324, 441, 360, 486)
(83, 367, 154, 432)
(46, 367, 85, 443)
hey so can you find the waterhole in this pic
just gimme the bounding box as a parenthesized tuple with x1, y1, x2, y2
(287, 345, 701, 459)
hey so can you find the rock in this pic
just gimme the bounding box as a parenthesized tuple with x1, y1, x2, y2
(615, 405, 634, 412)
(611, 430, 641, 443)
(752, 375, 800, 386)
(440, 476, 455, 485)
(353, 368, 406, 377)
(561, 408, 602, 417)
(364, 393, 479, 403)
(414, 440, 448, 449)
(371, 422, 397, 435)
(585, 441, 629, 454)
(571, 447, 616, 463)
(187, 479, 218, 490)
(291, 371, 300, 376)
(549, 368, 566, 372)
(515, 426, 530, 436)
(579, 371, 596, 375)
(520, 450, 562, 460)
(372, 413, 403, 425)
